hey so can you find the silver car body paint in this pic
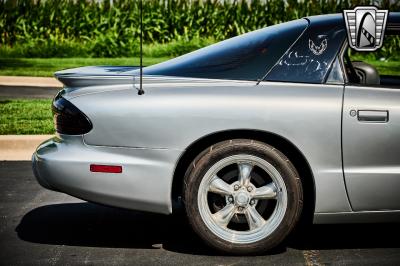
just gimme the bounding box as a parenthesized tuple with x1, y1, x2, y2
(33, 133, 181, 214)
(34, 75, 353, 216)
(343, 85, 400, 211)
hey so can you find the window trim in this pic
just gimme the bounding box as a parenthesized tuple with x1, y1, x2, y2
(325, 41, 348, 85)
(338, 40, 350, 84)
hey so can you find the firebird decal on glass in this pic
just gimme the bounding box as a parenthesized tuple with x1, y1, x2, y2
(309, 38, 328, 55)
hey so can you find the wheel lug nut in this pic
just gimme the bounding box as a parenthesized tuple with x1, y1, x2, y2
(250, 199, 255, 205)
(234, 184, 240, 190)
(237, 207, 244, 211)
(228, 196, 233, 203)
(247, 186, 253, 192)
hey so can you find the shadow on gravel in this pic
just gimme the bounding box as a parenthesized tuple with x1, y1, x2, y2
(16, 203, 400, 255)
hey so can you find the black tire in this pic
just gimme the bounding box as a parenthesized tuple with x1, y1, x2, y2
(183, 139, 303, 255)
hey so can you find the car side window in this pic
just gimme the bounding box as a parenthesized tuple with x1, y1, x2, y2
(344, 34, 400, 88)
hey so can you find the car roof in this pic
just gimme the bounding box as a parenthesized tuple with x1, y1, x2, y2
(306, 12, 400, 28)
(388, 12, 400, 33)
(307, 13, 344, 26)
(306, 12, 400, 31)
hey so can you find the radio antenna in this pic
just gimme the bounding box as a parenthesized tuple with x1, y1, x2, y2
(138, 0, 145, 95)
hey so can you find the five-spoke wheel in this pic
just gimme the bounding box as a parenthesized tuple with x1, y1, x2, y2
(184, 139, 303, 254)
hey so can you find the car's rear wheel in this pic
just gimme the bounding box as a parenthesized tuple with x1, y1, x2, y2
(183, 139, 303, 254)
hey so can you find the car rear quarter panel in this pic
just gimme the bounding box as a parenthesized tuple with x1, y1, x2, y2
(69, 77, 351, 213)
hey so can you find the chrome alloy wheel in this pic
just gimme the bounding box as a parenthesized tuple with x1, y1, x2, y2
(197, 154, 288, 244)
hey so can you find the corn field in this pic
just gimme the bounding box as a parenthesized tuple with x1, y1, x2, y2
(0, 0, 399, 57)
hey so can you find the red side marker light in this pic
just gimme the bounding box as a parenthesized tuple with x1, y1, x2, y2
(90, 164, 122, 173)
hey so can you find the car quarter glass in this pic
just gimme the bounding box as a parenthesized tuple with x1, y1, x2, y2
(265, 14, 347, 84)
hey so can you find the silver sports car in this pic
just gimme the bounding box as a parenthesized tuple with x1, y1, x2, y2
(33, 13, 400, 254)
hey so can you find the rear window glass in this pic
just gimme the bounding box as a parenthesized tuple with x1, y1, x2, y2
(144, 19, 308, 81)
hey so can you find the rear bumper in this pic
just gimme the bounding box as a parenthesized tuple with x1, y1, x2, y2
(32, 135, 182, 214)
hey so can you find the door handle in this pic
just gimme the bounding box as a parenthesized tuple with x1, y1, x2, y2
(357, 110, 389, 123)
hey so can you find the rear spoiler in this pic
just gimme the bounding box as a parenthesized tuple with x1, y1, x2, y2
(55, 66, 140, 87)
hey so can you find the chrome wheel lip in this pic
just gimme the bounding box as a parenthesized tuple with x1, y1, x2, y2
(197, 154, 288, 245)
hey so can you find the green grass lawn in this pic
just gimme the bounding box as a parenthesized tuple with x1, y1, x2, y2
(0, 57, 171, 77)
(0, 99, 54, 134)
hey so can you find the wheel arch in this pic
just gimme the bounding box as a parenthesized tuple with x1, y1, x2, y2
(171, 129, 315, 223)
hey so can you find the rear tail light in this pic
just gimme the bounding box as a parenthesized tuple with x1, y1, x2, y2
(52, 94, 92, 135)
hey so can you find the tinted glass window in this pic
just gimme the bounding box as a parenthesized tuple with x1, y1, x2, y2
(265, 14, 346, 84)
(143, 19, 308, 81)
